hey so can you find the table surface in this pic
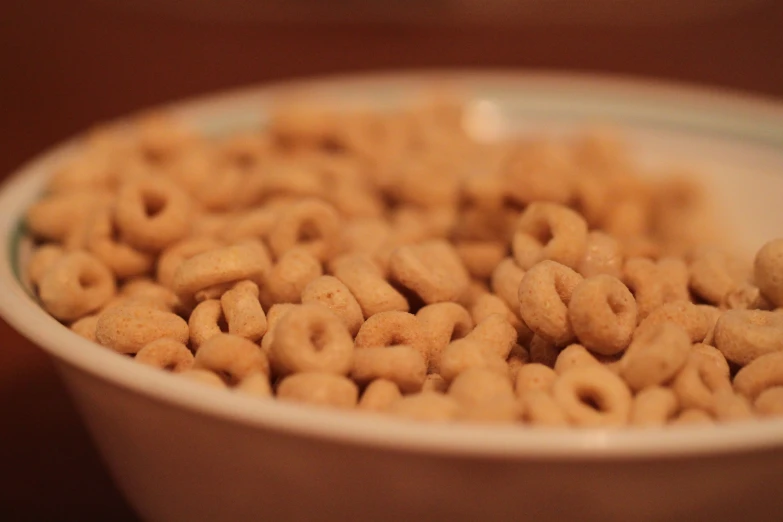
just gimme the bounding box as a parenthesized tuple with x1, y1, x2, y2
(2, 1, 783, 520)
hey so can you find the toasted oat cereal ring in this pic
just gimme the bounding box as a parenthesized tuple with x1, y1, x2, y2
(70, 314, 100, 342)
(577, 231, 624, 280)
(552, 365, 632, 427)
(689, 247, 747, 305)
(260, 303, 298, 354)
(754, 238, 783, 308)
(172, 240, 272, 305)
(439, 338, 508, 383)
(733, 351, 783, 400)
(634, 301, 713, 345)
(358, 379, 403, 412)
(713, 310, 783, 365)
(754, 386, 783, 417)
(38, 251, 116, 321)
(156, 237, 224, 289)
(270, 303, 354, 376)
(568, 274, 636, 356)
(454, 240, 507, 280)
(387, 391, 461, 423)
(27, 244, 65, 290)
(619, 322, 691, 392)
(490, 257, 526, 317)
(330, 254, 409, 318)
(354, 311, 428, 362)
(351, 345, 427, 393)
(630, 386, 679, 427)
(267, 199, 340, 262)
(276, 372, 358, 409)
(301, 275, 363, 337)
(179, 368, 228, 389)
(220, 280, 267, 342)
(464, 313, 517, 361)
(671, 351, 732, 413)
(25, 190, 112, 242)
(188, 300, 226, 350)
(624, 256, 690, 321)
(518, 260, 583, 346)
(261, 247, 323, 307)
(84, 205, 156, 279)
(193, 333, 269, 385)
(554, 344, 601, 375)
(135, 338, 194, 373)
(470, 293, 533, 345)
(388, 239, 470, 305)
(416, 302, 473, 372)
(114, 176, 193, 252)
(511, 202, 588, 270)
(235, 372, 273, 398)
(519, 390, 568, 427)
(120, 278, 180, 311)
(95, 305, 188, 354)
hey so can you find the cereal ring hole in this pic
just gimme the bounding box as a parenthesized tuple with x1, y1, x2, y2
(141, 190, 167, 218)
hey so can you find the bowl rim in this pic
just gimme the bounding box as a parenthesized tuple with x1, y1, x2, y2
(2, 69, 783, 460)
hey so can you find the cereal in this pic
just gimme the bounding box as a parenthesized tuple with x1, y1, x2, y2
(25, 95, 783, 429)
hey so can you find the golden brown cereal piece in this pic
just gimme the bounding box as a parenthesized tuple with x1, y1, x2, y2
(70, 314, 100, 342)
(554, 344, 601, 375)
(671, 351, 732, 413)
(470, 293, 533, 345)
(490, 257, 526, 317)
(619, 322, 691, 392)
(172, 240, 272, 306)
(270, 303, 354, 376)
(179, 368, 228, 389)
(330, 254, 409, 317)
(450, 368, 519, 424)
(114, 176, 193, 252)
(301, 275, 363, 337)
(135, 338, 194, 373)
(83, 205, 156, 280)
(518, 260, 583, 346)
(120, 278, 180, 310)
(27, 244, 65, 290)
(519, 390, 568, 427)
(38, 251, 116, 321)
(634, 301, 713, 345)
(193, 333, 269, 385)
(220, 280, 267, 342)
(713, 310, 783, 365)
(276, 372, 359, 409)
(754, 238, 783, 307)
(689, 247, 747, 305)
(351, 345, 427, 393)
(267, 199, 340, 262)
(156, 237, 224, 289)
(511, 202, 588, 270)
(261, 247, 323, 307)
(25, 190, 112, 242)
(388, 239, 470, 305)
(438, 338, 508, 383)
(464, 313, 517, 361)
(552, 365, 632, 427)
(502, 140, 574, 207)
(568, 275, 636, 355)
(754, 386, 783, 417)
(671, 408, 714, 426)
(188, 299, 225, 350)
(454, 240, 507, 280)
(416, 302, 473, 373)
(387, 391, 461, 423)
(630, 386, 679, 427)
(260, 303, 298, 354)
(712, 389, 754, 423)
(95, 305, 189, 355)
(358, 379, 403, 412)
(235, 372, 273, 398)
(733, 351, 783, 400)
(624, 256, 690, 321)
(354, 311, 428, 362)
(577, 231, 624, 280)
(514, 363, 557, 398)
(691, 343, 731, 378)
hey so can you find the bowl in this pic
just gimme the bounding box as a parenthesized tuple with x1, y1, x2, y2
(1, 71, 783, 522)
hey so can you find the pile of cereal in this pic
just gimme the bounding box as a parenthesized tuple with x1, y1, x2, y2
(23, 96, 783, 428)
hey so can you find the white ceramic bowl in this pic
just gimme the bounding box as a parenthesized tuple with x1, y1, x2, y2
(2, 72, 783, 522)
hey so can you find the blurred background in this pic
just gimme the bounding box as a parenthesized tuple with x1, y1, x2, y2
(1, 1, 782, 519)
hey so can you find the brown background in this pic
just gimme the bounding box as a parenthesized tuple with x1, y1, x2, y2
(1, 1, 783, 520)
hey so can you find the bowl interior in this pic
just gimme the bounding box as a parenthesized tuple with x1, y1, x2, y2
(3, 71, 783, 459)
